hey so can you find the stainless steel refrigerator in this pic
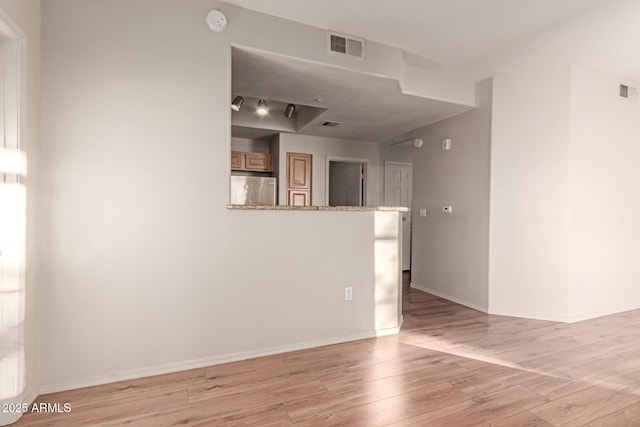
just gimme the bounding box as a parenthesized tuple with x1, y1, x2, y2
(230, 176, 277, 205)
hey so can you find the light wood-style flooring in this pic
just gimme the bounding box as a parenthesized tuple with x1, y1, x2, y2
(15, 273, 640, 426)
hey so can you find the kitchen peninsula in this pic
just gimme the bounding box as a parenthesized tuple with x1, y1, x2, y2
(225, 204, 407, 338)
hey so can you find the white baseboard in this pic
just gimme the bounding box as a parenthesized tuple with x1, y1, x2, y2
(376, 316, 403, 337)
(39, 329, 395, 394)
(22, 388, 38, 407)
(488, 304, 640, 324)
(487, 308, 569, 323)
(568, 304, 640, 323)
(410, 282, 488, 314)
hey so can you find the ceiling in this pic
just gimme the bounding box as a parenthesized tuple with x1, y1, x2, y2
(223, 0, 609, 67)
(228, 0, 612, 143)
(232, 47, 472, 142)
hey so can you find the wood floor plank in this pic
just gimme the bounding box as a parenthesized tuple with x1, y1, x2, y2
(291, 385, 470, 426)
(287, 362, 469, 423)
(451, 364, 542, 398)
(521, 374, 592, 401)
(389, 385, 548, 427)
(188, 374, 327, 407)
(484, 410, 553, 427)
(530, 385, 640, 427)
(317, 350, 450, 391)
(583, 401, 640, 427)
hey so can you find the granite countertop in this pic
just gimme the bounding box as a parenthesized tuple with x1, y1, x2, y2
(226, 205, 409, 212)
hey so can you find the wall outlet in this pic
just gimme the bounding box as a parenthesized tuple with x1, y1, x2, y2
(442, 205, 453, 214)
(345, 287, 353, 301)
(419, 208, 427, 217)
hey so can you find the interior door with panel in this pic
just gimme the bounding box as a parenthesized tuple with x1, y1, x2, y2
(384, 162, 413, 270)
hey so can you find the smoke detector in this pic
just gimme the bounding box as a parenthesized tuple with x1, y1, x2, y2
(206, 10, 227, 32)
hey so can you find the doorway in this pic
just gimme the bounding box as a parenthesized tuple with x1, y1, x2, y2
(384, 161, 413, 270)
(327, 160, 365, 207)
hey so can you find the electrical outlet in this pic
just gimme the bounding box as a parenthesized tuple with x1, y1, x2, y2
(419, 208, 427, 217)
(345, 287, 353, 301)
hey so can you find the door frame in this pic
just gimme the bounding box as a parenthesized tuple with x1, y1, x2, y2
(325, 156, 369, 206)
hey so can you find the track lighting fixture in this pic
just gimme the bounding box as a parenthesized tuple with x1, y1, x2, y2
(230, 96, 244, 111)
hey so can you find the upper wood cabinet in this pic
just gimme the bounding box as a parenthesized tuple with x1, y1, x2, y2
(245, 153, 271, 171)
(231, 151, 273, 172)
(231, 151, 244, 170)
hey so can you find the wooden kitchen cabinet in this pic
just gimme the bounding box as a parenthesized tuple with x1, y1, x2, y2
(288, 190, 310, 206)
(245, 153, 271, 171)
(231, 151, 273, 172)
(286, 153, 312, 206)
(230, 151, 244, 170)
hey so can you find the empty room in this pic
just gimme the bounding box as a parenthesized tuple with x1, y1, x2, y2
(2, 0, 640, 426)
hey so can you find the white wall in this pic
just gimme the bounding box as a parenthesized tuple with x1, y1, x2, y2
(485, 0, 640, 322)
(0, 1, 40, 424)
(411, 79, 492, 311)
(380, 143, 412, 164)
(39, 0, 402, 392)
(489, 60, 571, 321)
(568, 66, 640, 321)
(231, 137, 270, 153)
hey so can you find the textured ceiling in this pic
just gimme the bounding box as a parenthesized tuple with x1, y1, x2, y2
(228, 0, 611, 142)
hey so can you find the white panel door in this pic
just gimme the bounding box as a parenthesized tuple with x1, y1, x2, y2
(384, 162, 413, 270)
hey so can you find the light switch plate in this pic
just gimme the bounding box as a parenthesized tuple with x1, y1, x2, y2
(345, 287, 353, 301)
(419, 208, 427, 217)
(442, 205, 453, 214)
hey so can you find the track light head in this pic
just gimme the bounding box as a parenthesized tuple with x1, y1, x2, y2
(230, 96, 244, 111)
(284, 104, 296, 119)
(256, 99, 268, 115)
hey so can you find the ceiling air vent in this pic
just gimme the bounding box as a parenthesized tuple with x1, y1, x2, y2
(328, 32, 364, 59)
(320, 121, 342, 127)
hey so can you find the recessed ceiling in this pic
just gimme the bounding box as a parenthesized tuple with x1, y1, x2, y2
(231, 95, 327, 135)
(232, 47, 472, 142)
(222, 0, 609, 66)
